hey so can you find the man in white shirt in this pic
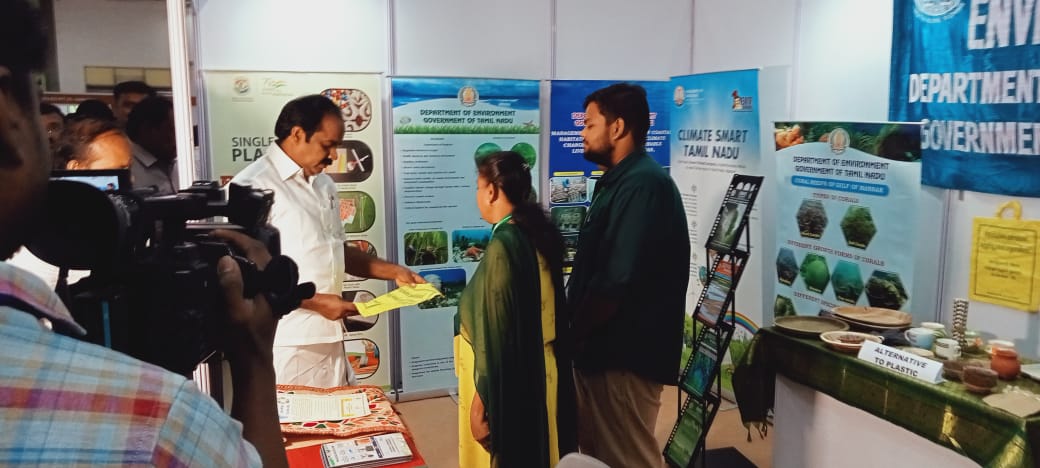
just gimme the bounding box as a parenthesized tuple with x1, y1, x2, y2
(127, 96, 178, 195)
(232, 95, 422, 388)
(112, 80, 156, 128)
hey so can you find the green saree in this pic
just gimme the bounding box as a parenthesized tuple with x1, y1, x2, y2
(455, 223, 577, 468)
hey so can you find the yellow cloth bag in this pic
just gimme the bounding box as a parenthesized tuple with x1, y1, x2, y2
(970, 201, 1040, 312)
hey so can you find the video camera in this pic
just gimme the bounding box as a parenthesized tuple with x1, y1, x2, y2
(28, 171, 315, 377)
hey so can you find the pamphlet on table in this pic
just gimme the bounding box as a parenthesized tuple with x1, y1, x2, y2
(277, 392, 370, 424)
(320, 432, 413, 468)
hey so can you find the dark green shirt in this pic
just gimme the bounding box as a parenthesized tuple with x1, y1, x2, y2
(567, 151, 690, 384)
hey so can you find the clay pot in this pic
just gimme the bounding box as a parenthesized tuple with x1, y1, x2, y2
(962, 366, 998, 394)
(990, 348, 1021, 380)
(942, 360, 965, 381)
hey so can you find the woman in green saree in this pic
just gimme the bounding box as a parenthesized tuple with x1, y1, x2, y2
(455, 151, 577, 468)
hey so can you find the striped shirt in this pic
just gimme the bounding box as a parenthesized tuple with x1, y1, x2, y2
(0, 262, 261, 467)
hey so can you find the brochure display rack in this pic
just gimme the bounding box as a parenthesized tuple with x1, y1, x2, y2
(665, 174, 762, 467)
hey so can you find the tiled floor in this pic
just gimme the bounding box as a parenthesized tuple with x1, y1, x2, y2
(394, 385, 773, 468)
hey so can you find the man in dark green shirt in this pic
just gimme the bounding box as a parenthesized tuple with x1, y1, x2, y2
(568, 83, 690, 468)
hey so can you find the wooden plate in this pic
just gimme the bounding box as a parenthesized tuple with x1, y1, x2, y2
(775, 316, 849, 338)
(819, 331, 883, 354)
(832, 306, 912, 327)
(835, 315, 911, 332)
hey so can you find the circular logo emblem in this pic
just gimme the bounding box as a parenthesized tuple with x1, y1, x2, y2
(829, 128, 850, 155)
(233, 77, 250, 95)
(913, 0, 963, 21)
(458, 86, 479, 107)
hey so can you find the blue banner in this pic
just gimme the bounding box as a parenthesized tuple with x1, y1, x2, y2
(546, 80, 669, 271)
(548, 80, 671, 173)
(890, 0, 1040, 196)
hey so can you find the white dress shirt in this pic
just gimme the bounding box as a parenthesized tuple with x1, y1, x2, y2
(6, 248, 89, 290)
(231, 143, 346, 347)
(131, 142, 178, 195)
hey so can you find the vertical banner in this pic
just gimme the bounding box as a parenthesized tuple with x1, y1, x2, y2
(546, 80, 670, 272)
(890, 1, 1040, 196)
(203, 71, 391, 388)
(773, 122, 922, 318)
(669, 70, 762, 392)
(391, 77, 541, 393)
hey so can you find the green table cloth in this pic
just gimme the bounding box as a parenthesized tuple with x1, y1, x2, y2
(733, 327, 1040, 468)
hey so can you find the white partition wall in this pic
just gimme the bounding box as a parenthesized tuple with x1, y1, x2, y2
(54, 0, 170, 92)
(693, 0, 893, 120)
(393, 0, 552, 78)
(790, 0, 893, 120)
(692, 0, 798, 75)
(554, 0, 692, 79)
(196, 0, 389, 73)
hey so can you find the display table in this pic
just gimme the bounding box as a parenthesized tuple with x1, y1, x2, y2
(774, 374, 978, 467)
(277, 384, 427, 468)
(735, 327, 1040, 468)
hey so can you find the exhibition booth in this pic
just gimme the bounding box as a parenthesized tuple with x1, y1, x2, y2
(37, 0, 1040, 466)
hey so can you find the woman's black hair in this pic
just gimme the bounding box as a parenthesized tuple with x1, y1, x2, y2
(476, 151, 564, 268)
(69, 99, 115, 122)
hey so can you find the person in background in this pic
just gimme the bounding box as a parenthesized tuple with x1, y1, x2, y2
(7, 117, 132, 287)
(455, 151, 577, 468)
(112, 80, 155, 127)
(0, 2, 286, 466)
(232, 94, 423, 388)
(58, 117, 132, 170)
(69, 98, 115, 122)
(567, 83, 690, 468)
(127, 96, 178, 194)
(39, 103, 63, 164)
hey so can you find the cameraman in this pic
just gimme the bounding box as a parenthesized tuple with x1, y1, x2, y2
(232, 95, 423, 387)
(0, 2, 286, 467)
(7, 117, 132, 289)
